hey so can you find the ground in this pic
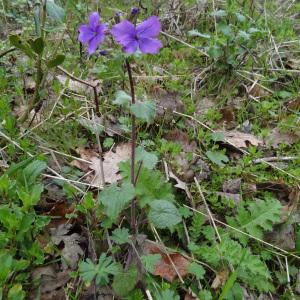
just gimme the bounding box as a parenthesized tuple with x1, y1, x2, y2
(0, 1, 300, 299)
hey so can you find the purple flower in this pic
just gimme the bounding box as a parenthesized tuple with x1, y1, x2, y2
(78, 12, 107, 55)
(111, 16, 162, 54)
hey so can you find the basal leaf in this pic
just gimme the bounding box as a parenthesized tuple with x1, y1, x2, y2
(46, 0, 65, 22)
(113, 90, 131, 107)
(206, 150, 229, 166)
(148, 200, 181, 228)
(98, 182, 135, 222)
(130, 101, 156, 124)
(112, 265, 138, 297)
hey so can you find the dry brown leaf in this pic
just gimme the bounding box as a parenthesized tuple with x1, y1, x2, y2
(30, 266, 69, 300)
(71, 143, 131, 187)
(50, 224, 85, 270)
(165, 129, 197, 152)
(220, 130, 263, 148)
(144, 241, 190, 282)
(184, 292, 199, 300)
(266, 127, 300, 148)
(211, 268, 229, 289)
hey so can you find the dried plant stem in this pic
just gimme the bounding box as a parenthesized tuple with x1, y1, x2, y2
(125, 58, 137, 234)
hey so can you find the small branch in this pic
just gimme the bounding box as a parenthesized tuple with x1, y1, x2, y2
(253, 156, 298, 164)
(57, 66, 100, 116)
(0, 47, 16, 59)
(194, 177, 222, 243)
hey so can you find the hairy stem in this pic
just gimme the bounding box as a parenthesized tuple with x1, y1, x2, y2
(125, 58, 137, 234)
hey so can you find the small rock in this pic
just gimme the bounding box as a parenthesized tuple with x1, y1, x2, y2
(222, 178, 242, 194)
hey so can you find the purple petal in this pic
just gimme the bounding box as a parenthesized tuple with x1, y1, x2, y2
(88, 32, 106, 55)
(123, 40, 138, 53)
(139, 38, 162, 54)
(136, 16, 161, 39)
(78, 25, 94, 43)
(89, 12, 100, 30)
(111, 20, 136, 46)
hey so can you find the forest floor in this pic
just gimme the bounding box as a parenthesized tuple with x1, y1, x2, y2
(0, 1, 300, 299)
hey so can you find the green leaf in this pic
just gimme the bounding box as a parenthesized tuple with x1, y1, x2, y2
(20, 160, 47, 187)
(47, 54, 65, 68)
(188, 262, 205, 280)
(199, 290, 213, 300)
(9, 35, 34, 58)
(226, 197, 282, 240)
(206, 150, 229, 166)
(135, 146, 158, 170)
(29, 37, 44, 54)
(113, 90, 131, 107)
(112, 265, 138, 297)
(193, 237, 273, 292)
(130, 101, 156, 124)
(79, 254, 119, 286)
(98, 182, 136, 223)
(155, 289, 180, 300)
(46, 0, 65, 22)
(120, 163, 174, 207)
(0, 252, 13, 283)
(18, 184, 43, 209)
(140, 254, 161, 273)
(111, 228, 129, 245)
(148, 200, 182, 228)
(8, 284, 25, 300)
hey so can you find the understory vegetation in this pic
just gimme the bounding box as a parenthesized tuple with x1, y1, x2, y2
(0, 0, 300, 299)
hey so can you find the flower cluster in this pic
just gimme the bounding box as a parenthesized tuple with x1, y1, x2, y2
(78, 11, 162, 55)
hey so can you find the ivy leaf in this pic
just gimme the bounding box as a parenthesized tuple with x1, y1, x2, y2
(188, 262, 205, 280)
(206, 150, 229, 166)
(46, 0, 65, 22)
(130, 101, 156, 124)
(112, 265, 138, 297)
(113, 90, 131, 107)
(148, 200, 182, 228)
(98, 182, 135, 222)
(79, 254, 119, 286)
(135, 146, 158, 170)
(140, 254, 161, 273)
(111, 228, 129, 245)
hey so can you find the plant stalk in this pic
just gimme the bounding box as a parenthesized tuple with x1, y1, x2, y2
(125, 58, 137, 234)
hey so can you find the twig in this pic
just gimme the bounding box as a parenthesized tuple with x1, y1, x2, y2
(194, 177, 222, 243)
(0, 47, 16, 59)
(253, 156, 298, 164)
(57, 66, 100, 116)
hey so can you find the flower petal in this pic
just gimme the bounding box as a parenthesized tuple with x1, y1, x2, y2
(111, 20, 136, 46)
(139, 37, 162, 54)
(78, 25, 94, 44)
(88, 33, 105, 55)
(89, 12, 100, 30)
(123, 40, 139, 54)
(136, 16, 161, 39)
